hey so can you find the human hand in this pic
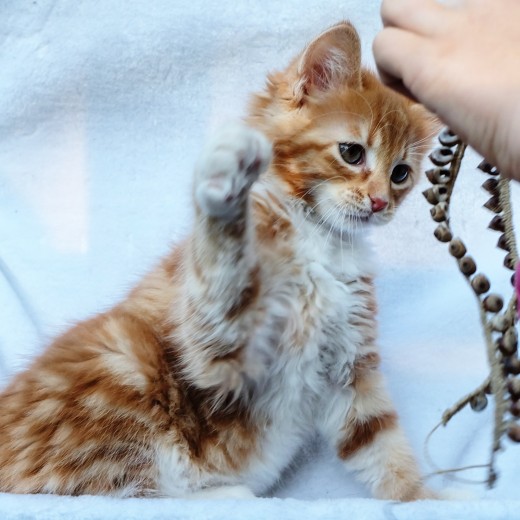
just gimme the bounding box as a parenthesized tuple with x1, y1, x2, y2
(373, 0, 520, 180)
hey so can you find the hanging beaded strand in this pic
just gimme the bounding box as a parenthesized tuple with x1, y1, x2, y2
(424, 128, 519, 487)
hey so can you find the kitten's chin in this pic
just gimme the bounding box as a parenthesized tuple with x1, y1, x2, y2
(326, 213, 393, 237)
(316, 214, 372, 240)
(357, 209, 393, 228)
(371, 212, 394, 227)
(305, 204, 392, 239)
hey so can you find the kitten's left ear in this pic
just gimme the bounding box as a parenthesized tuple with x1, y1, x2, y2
(295, 21, 362, 102)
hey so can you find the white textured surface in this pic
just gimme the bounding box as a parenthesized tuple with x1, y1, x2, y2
(1, 0, 520, 517)
(0, 494, 519, 520)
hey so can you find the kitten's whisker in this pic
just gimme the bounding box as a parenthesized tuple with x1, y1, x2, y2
(312, 203, 338, 235)
(407, 146, 436, 154)
(288, 197, 334, 236)
(406, 152, 431, 158)
(409, 142, 437, 149)
(409, 129, 440, 147)
(323, 202, 344, 250)
(298, 176, 344, 200)
(340, 207, 348, 268)
(308, 201, 334, 237)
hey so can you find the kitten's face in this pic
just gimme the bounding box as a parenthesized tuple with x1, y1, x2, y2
(249, 22, 436, 237)
(272, 80, 430, 235)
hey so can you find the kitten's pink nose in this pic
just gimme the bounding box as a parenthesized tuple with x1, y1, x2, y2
(370, 196, 388, 213)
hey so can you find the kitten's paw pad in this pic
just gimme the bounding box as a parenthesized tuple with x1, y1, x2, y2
(195, 124, 272, 219)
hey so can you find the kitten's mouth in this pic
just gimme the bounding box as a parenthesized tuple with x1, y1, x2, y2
(304, 205, 374, 238)
(354, 213, 372, 223)
(304, 203, 372, 222)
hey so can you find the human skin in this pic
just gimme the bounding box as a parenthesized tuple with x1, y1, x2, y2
(373, 0, 520, 179)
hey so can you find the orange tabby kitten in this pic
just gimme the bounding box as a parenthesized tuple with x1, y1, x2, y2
(0, 22, 437, 500)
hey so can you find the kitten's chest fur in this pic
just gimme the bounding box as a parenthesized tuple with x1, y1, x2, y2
(214, 185, 380, 492)
(251, 183, 376, 403)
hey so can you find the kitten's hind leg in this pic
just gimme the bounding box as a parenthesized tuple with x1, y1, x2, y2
(178, 124, 272, 401)
(319, 367, 437, 501)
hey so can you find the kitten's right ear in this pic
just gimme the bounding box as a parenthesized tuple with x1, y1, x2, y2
(294, 21, 362, 103)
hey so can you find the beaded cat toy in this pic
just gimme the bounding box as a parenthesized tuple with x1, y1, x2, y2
(424, 128, 520, 487)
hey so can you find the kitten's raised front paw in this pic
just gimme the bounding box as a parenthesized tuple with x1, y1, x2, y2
(195, 124, 272, 219)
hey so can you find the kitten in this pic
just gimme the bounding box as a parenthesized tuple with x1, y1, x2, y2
(0, 22, 437, 500)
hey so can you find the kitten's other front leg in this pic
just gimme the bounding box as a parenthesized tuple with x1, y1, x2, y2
(177, 124, 272, 400)
(319, 359, 436, 501)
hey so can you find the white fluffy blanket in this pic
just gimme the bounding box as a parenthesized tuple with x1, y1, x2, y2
(1, 0, 519, 517)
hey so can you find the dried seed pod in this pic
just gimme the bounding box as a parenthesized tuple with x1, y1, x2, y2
(458, 255, 477, 276)
(430, 147, 455, 166)
(496, 337, 506, 355)
(491, 314, 512, 333)
(510, 402, 520, 417)
(478, 160, 500, 175)
(425, 169, 438, 184)
(430, 202, 448, 222)
(449, 239, 467, 259)
(426, 168, 451, 185)
(503, 327, 518, 353)
(512, 273, 516, 287)
(423, 185, 449, 205)
(498, 334, 517, 357)
(489, 215, 506, 233)
(433, 186, 449, 202)
(481, 178, 499, 195)
(434, 224, 452, 243)
(504, 252, 516, 271)
(508, 424, 520, 442)
(485, 382, 493, 395)
(438, 128, 460, 147)
(422, 188, 439, 205)
(470, 393, 488, 412)
(504, 357, 520, 375)
(483, 195, 502, 213)
(497, 234, 510, 252)
(471, 274, 490, 295)
(483, 294, 504, 313)
(508, 378, 520, 400)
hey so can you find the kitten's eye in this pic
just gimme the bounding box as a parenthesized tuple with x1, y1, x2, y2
(339, 143, 365, 165)
(391, 164, 411, 184)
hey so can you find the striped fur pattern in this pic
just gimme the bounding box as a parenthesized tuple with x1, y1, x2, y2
(0, 22, 437, 500)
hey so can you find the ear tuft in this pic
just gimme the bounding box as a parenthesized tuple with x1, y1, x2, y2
(295, 21, 362, 101)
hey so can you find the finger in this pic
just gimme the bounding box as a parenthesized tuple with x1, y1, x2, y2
(381, 0, 445, 34)
(372, 28, 431, 97)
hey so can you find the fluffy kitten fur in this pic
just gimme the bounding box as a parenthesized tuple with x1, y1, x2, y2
(0, 22, 437, 500)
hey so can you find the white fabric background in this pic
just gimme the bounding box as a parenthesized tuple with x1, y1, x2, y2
(1, 1, 520, 517)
